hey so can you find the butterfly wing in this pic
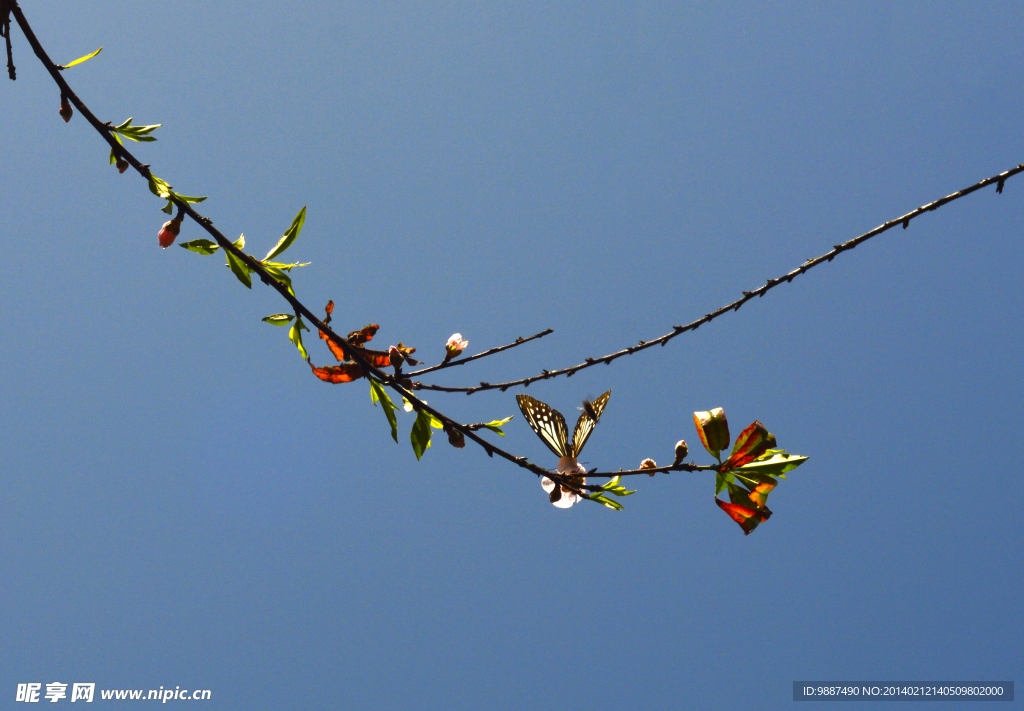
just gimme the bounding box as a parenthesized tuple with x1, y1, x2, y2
(516, 394, 571, 458)
(571, 390, 611, 457)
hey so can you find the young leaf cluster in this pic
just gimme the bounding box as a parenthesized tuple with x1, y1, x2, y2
(588, 476, 636, 510)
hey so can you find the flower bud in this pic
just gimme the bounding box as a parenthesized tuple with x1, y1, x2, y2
(446, 426, 466, 449)
(444, 333, 469, 361)
(116, 158, 130, 174)
(388, 345, 405, 369)
(673, 440, 688, 466)
(157, 216, 182, 249)
(640, 458, 658, 476)
(694, 407, 730, 457)
(59, 97, 73, 123)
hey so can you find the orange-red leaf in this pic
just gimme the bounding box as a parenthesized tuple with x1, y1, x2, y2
(362, 351, 392, 368)
(746, 479, 777, 508)
(715, 497, 772, 535)
(319, 332, 348, 361)
(721, 420, 770, 471)
(325, 300, 335, 318)
(348, 324, 379, 345)
(310, 362, 363, 384)
(395, 342, 420, 366)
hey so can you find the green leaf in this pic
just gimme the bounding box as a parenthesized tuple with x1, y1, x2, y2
(264, 266, 295, 296)
(370, 379, 399, 443)
(289, 316, 309, 360)
(261, 261, 311, 270)
(588, 493, 624, 510)
(148, 174, 173, 199)
(161, 199, 174, 215)
(599, 476, 636, 497)
(262, 313, 294, 326)
(108, 134, 123, 166)
(263, 206, 307, 262)
(410, 409, 433, 460)
(426, 412, 444, 429)
(112, 118, 161, 142)
(715, 471, 736, 495)
(225, 249, 252, 289)
(480, 416, 514, 436)
(63, 47, 103, 68)
(233, 234, 245, 249)
(170, 192, 207, 204)
(736, 451, 808, 479)
(179, 239, 220, 255)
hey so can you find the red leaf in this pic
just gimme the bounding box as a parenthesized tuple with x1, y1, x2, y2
(746, 479, 777, 508)
(721, 420, 770, 471)
(715, 497, 772, 535)
(319, 331, 348, 362)
(325, 300, 335, 318)
(361, 350, 392, 368)
(395, 342, 420, 366)
(310, 362, 363, 384)
(347, 324, 379, 345)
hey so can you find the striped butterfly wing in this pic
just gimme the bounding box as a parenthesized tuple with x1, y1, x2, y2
(516, 394, 571, 458)
(571, 390, 611, 457)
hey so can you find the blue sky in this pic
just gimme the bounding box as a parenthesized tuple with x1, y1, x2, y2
(1, 1, 1021, 708)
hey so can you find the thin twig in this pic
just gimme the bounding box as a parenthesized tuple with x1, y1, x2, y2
(406, 328, 553, 377)
(587, 463, 718, 480)
(413, 163, 1024, 394)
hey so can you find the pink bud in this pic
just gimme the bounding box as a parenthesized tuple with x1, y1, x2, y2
(444, 333, 469, 361)
(673, 440, 688, 465)
(158, 217, 182, 249)
(388, 345, 405, 368)
(116, 158, 130, 174)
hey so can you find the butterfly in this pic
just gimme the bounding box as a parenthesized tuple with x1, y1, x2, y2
(516, 390, 611, 460)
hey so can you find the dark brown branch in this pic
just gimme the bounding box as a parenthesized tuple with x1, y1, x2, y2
(413, 162, 1024, 394)
(1, 0, 15, 81)
(587, 463, 719, 480)
(406, 328, 553, 378)
(8, 3, 599, 502)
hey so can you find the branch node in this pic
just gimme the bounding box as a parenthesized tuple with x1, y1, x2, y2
(997, 178, 1006, 194)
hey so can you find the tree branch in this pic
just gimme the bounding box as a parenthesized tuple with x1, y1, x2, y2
(406, 328, 554, 377)
(8, 1, 603, 502)
(412, 162, 1024, 394)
